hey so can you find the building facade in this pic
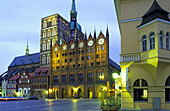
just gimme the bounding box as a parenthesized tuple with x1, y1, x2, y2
(31, 67, 50, 99)
(47, 0, 121, 99)
(115, 0, 170, 110)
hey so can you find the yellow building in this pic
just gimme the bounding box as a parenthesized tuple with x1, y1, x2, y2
(114, 0, 170, 110)
(47, 0, 121, 99)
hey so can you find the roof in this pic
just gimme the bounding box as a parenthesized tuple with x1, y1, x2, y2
(109, 58, 121, 71)
(9, 75, 21, 81)
(138, 0, 170, 27)
(9, 52, 40, 67)
(32, 67, 50, 77)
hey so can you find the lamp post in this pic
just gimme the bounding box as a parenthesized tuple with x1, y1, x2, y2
(112, 73, 121, 110)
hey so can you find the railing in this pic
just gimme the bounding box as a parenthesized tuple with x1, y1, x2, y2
(120, 53, 140, 62)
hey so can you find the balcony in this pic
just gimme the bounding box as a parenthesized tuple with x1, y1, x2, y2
(120, 53, 140, 62)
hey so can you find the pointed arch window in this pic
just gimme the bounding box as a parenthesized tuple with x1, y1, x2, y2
(165, 76, 170, 101)
(159, 31, 164, 49)
(142, 35, 147, 52)
(166, 32, 170, 50)
(133, 79, 148, 101)
(149, 32, 155, 50)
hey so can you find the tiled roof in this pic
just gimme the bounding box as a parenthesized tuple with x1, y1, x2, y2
(32, 67, 50, 77)
(9, 75, 21, 81)
(109, 58, 121, 71)
(9, 52, 40, 67)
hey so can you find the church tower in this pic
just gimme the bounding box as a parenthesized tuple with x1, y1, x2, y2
(115, 0, 170, 110)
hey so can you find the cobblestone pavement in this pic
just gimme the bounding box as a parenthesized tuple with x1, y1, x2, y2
(0, 99, 102, 111)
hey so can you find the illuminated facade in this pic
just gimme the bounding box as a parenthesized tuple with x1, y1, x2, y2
(47, 0, 120, 98)
(115, 0, 170, 110)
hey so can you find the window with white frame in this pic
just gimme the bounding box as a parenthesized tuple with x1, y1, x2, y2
(159, 31, 164, 49)
(52, 18, 56, 25)
(142, 35, 147, 52)
(47, 54, 50, 64)
(42, 55, 46, 64)
(43, 31, 46, 38)
(133, 79, 148, 101)
(47, 40, 50, 50)
(43, 21, 47, 28)
(42, 41, 46, 51)
(52, 39, 55, 46)
(149, 32, 155, 50)
(166, 32, 170, 50)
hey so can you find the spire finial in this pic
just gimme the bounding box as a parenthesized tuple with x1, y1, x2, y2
(94, 27, 96, 39)
(26, 37, 29, 56)
(106, 24, 109, 37)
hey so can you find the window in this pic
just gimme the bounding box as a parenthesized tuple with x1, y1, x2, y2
(96, 54, 99, 58)
(47, 41, 50, 50)
(91, 63, 94, 66)
(142, 35, 147, 52)
(70, 58, 72, 62)
(102, 47, 104, 50)
(47, 21, 51, 27)
(165, 76, 170, 101)
(82, 50, 84, 53)
(87, 56, 90, 60)
(81, 57, 84, 61)
(97, 72, 104, 81)
(87, 49, 90, 52)
(78, 73, 83, 82)
(149, 32, 155, 50)
(62, 75, 66, 83)
(159, 31, 164, 49)
(91, 49, 94, 52)
(166, 32, 170, 50)
(78, 64, 80, 67)
(47, 54, 50, 64)
(87, 73, 93, 82)
(56, 66, 59, 69)
(97, 62, 100, 65)
(62, 66, 64, 69)
(65, 59, 67, 62)
(133, 79, 148, 101)
(69, 74, 74, 82)
(98, 47, 100, 51)
(73, 64, 75, 67)
(54, 76, 59, 83)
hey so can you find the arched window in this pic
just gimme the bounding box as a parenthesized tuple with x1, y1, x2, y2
(47, 54, 50, 64)
(165, 76, 170, 101)
(47, 40, 50, 50)
(149, 32, 155, 50)
(159, 31, 164, 49)
(142, 35, 147, 52)
(133, 79, 148, 101)
(166, 32, 170, 50)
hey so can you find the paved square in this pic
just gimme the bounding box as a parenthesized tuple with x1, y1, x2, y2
(0, 99, 102, 111)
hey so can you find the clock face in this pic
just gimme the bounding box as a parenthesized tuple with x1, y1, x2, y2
(63, 45, 67, 51)
(54, 47, 58, 52)
(71, 43, 75, 49)
(98, 38, 104, 45)
(79, 42, 84, 48)
(88, 40, 93, 46)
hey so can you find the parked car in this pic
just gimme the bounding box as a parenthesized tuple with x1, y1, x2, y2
(28, 96, 38, 100)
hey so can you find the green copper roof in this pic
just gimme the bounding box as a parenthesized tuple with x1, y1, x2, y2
(70, 0, 77, 14)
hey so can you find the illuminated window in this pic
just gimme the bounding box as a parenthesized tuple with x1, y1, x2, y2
(54, 76, 59, 83)
(69, 74, 74, 82)
(159, 31, 164, 49)
(133, 79, 148, 101)
(87, 56, 90, 60)
(166, 32, 170, 50)
(149, 32, 155, 50)
(87, 73, 93, 82)
(165, 76, 170, 101)
(102, 47, 104, 50)
(78, 73, 83, 82)
(141, 35, 147, 52)
(97, 72, 104, 81)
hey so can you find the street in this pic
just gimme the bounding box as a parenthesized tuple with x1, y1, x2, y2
(0, 99, 102, 111)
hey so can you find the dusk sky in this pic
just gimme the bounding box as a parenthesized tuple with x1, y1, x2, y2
(0, 0, 121, 74)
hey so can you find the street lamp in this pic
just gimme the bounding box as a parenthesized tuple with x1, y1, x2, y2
(112, 73, 121, 110)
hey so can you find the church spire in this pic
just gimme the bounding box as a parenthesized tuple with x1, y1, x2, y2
(70, 0, 77, 23)
(26, 37, 29, 56)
